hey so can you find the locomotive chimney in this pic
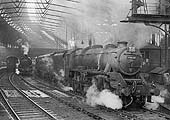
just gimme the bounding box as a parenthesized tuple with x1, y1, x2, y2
(117, 41, 128, 48)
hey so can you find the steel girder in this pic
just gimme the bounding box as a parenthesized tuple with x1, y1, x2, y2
(0, 0, 79, 48)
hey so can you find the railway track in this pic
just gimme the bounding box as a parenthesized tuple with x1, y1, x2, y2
(142, 107, 170, 120)
(19, 75, 158, 120)
(0, 73, 62, 120)
(25, 76, 170, 120)
(19, 76, 113, 120)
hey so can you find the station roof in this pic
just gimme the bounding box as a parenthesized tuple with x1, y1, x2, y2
(0, 0, 80, 48)
(1, 1, 160, 49)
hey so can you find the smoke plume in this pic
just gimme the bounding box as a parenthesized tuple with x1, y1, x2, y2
(53, 71, 73, 91)
(21, 43, 29, 55)
(40, 57, 72, 91)
(15, 68, 20, 75)
(16, 39, 30, 55)
(86, 80, 123, 109)
(55, 0, 159, 48)
(41, 56, 54, 72)
(59, 69, 65, 77)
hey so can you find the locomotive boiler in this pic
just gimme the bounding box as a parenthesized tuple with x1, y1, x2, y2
(64, 41, 160, 107)
(35, 41, 160, 108)
(68, 42, 142, 76)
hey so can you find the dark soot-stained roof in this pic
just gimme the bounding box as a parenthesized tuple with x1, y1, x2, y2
(0, 0, 79, 48)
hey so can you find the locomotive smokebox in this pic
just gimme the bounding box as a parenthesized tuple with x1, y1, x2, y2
(117, 41, 128, 48)
(99, 42, 143, 76)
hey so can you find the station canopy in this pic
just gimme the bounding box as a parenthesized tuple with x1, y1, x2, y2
(0, 0, 80, 48)
(1, 1, 142, 49)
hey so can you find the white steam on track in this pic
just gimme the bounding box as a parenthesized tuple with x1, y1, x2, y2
(86, 80, 123, 109)
(15, 69, 20, 75)
(145, 74, 170, 110)
(144, 89, 167, 110)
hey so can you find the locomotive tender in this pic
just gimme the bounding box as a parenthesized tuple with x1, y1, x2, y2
(35, 41, 160, 108)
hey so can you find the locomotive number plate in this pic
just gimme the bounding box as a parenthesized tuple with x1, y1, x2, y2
(127, 56, 136, 60)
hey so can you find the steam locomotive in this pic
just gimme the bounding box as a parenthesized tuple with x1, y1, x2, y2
(18, 55, 33, 75)
(6, 56, 19, 72)
(35, 41, 160, 108)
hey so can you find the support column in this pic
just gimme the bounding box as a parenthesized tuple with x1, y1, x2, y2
(168, 24, 170, 68)
(165, 24, 169, 69)
(65, 24, 68, 49)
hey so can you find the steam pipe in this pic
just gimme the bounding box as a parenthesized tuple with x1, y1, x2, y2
(124, 96, 133, 108)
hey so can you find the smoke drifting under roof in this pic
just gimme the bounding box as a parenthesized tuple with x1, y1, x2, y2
(59, 0, 159, 48)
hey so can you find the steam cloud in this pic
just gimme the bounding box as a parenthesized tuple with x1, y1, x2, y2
(40, 56, 73, 91)
(55, 0, 160, 48)
(41, 56, 54, 72)
(15, 62, 20, 75)
(59, 69, 65, 77)
(21, 42, 30, 55)
(16, 39, 30, 55)
(53, 71, 73, 91)
(144, 89, 167, 110)
(15, 69, 20, 74)
(86, 80, 123, 109)
(145, 73, 170, 110)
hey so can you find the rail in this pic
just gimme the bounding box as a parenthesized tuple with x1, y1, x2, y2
(28, 74, 170, 120)
(0, 88, 21, 120)
(8, 73, 58, 120)
(20, 75, 143, 120)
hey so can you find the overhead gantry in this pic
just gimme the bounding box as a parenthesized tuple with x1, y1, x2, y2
(121, 0, 170, 69)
